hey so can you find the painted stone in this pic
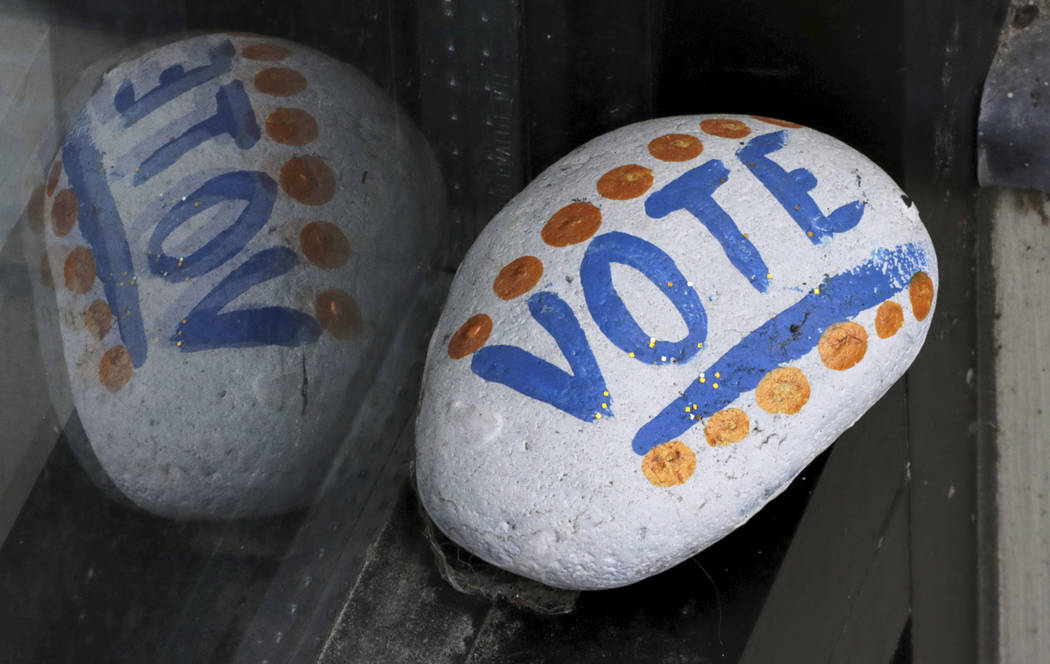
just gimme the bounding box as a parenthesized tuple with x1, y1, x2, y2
(416, 115, 937, 590)
(38, 33, 444, 519)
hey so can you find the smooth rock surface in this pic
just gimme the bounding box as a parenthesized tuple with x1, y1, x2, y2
(36, 33, 444, 519)
(416, 114, 937, 590)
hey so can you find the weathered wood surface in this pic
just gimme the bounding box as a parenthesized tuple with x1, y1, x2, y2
(991, 189, 1050, 664)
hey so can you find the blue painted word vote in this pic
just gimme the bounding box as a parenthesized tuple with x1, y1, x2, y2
(61, 38, 321, 369)
(465, 130, 929, 457)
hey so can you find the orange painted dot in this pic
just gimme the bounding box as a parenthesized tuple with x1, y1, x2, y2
(241, 43, 292, 61)
(818, 321, 868, 371)
(704, 408, 750, 447)
(314, 289, 362, 340)
(648, 133, 703, 161)
(99, 345, 133, 392)
(642, 440, 696, 487)
(448, 314, 492, 360)
(756, 367, 810, 414)
(541, 201, 602, 247)
(64, 246, 96, 294)
(700, 118, 751, 139)
(596, 164, 654, 200)
(84, 299, 113, 340)
(51, 188, 78, 237)
(909, 271, 934, 321)
(27, 185, 45, 233)
(46, 160, 62, 197)
(750, 115, 803, 129)
(266, 107, 318, 145)
(254, 67, 307, 96)
(493, 256, 543, 300)
(280, 156, 336, 205)
(875, 301, 904, 338)
(299, 221, 350, 269)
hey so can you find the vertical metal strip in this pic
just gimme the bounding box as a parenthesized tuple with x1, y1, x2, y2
(416, 0, 525, 267)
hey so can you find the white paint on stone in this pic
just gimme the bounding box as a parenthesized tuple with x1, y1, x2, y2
(416, 115, 937, 590)
(36, 33, 444, 519)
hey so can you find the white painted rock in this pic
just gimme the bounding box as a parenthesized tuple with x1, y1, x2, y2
(37, 33, 444, 519)
(416, 115, 937, 590)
